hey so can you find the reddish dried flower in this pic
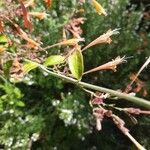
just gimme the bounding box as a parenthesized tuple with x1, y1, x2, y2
(9, 21, 39, 49)
(44, 0, 52, 8)
(105, 110, 112, 117)
(124, 108, 141, 115)
(65, 17, 85, 38)
(124, 85, 132, 93)
(96, 117, 102, 131)
(10, 58, 24, 82)
(20, 1, 33, 31)
(125, 73, 148, 97)
(91, 97, 103, 105)
(0, 18, 4, 33)
(112, 115, 129, 134)
(124, 108, 150, 115)
(93, 108, 107, 131)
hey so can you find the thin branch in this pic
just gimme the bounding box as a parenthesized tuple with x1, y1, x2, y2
(25, 60, 150, 109)
(125, 132, 146, 150)
(125, 57, 150, 92)
(0, 75, 8, 83)
(112, 114, 146, 150)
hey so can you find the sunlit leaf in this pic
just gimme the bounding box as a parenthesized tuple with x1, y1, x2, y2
(16, 101, 25, 107)
(68, 47, 84, 79)
(23, 61, 38, 74)
(0, 35, 8, 44)
(44, 55, 65, 66)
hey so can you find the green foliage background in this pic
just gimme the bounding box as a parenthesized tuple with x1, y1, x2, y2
(0, 0, 150, 149)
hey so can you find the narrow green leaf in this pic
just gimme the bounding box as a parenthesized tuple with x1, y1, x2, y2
(68, 48, 84, 80)
(23, 61, 38, 74)
(44, 55, 65, 66)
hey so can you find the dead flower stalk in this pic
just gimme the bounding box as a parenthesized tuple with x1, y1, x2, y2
(82, 29, 120, 52)
(125, 56, 150, 93)
(43, 38, 85, 50)
(129, 56, 150, 86)
(84, 56, 126, 75)
(112, 115, 146, 150)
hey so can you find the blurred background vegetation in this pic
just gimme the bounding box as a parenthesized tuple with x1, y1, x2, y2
(0, 0, 150, 149)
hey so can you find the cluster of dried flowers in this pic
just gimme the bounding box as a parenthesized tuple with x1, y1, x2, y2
(90, 90, 149, 150)
(0, 0, 50, 81)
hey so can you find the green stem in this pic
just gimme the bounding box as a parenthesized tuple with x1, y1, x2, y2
(39, 65, 150, 109)
(0, 75, 8, 83)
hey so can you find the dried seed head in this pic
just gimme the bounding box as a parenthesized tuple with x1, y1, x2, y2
(63, 38, 85, 46)
(84, 56, 126, 75)
(82, 29, 120, 51)
(105, 56, 126, 72)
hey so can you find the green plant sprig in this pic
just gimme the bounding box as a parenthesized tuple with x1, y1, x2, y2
(25, 59, 150, 109)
